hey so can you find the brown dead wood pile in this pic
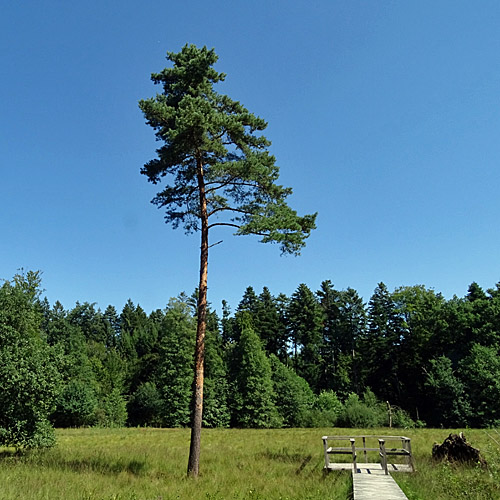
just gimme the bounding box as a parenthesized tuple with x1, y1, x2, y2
(432, 432, 487, 467)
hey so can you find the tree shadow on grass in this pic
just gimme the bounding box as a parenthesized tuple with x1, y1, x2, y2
(258, 448, 317, 475)
(60, 457, 149, 476)
(259, 447, 309, 464)
(0, 449, 148, 477)
(0, 449, 24, 460)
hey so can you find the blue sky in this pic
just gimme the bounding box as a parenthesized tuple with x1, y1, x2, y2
(2, 1, 500, 314)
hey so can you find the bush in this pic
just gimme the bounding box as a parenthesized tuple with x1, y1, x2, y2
(52, 380, 98, 427)
(301, 391, 343, 427)
(338, 391, 385, 428)
(127, 382, 163, 427)
(390, 406, 416, 429)
(96, 388, 128, 428)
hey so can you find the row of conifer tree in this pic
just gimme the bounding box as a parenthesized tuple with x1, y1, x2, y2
(1, 270, 499, 448)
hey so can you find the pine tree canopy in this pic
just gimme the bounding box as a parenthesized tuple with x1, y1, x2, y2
(139, 44, 316, 255)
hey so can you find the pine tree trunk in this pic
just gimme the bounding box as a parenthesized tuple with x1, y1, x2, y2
(187, 159, 209, 477)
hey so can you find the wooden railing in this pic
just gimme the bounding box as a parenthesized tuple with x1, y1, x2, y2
(322, 435, 415, 474)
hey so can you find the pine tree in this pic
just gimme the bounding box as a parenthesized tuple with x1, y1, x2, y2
(103, 305, 120, 348)
(230, 286, 260, 342)
(221, 299, 236, 344)
(139, 44, 316, 475)
(317, 280, 341, 392)
(237, 286, 259, 315)
(275, 292, 291, 363)
(465, 282, 498, 347)
(317, 282, 366, 396)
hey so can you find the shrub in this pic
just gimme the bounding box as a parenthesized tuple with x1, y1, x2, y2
(52, 380, 98, 427)
(390, 407, 416, 429)
(96, 388, 128, 428)
(301, 390, 343, 427)
(127, 382, 163, 427)
(338, 391, 385, 428)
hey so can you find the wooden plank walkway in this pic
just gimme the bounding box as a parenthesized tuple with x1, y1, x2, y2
(352, 471, 408, 500)
(326, 464, 410, 499)
(322, 436, 412, 499)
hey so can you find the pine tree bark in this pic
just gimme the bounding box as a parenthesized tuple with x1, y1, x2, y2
(187, 158, 208, 477)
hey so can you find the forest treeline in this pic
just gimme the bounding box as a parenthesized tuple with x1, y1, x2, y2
(1, 270, 500, 447)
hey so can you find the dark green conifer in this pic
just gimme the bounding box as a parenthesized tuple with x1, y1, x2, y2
(287, 284, 323, 391)
(228, 321, 281, 428)
(156, 298, 196, 427)
(269, 354, 314, 427)
(254, 287, 287, 359)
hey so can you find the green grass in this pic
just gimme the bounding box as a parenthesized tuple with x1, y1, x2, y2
(392, 428, 500, 500)
(0, 427, 498, 500)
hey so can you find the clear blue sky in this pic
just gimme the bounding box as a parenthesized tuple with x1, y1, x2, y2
(2, 1, 500, 314)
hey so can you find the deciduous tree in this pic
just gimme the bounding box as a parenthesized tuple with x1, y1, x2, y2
(0, 271, 61, 448)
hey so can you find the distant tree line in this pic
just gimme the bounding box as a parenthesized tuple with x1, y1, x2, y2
(1, 271, 499, 448)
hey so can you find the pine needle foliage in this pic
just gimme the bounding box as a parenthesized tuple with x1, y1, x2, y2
(138, 44, 317, 253)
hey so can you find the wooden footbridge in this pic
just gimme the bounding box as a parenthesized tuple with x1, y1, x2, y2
(322, 435, 414, 499)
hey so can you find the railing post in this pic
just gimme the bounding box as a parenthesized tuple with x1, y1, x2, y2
(322, 436, 330, 470)
(363, 436, 367, 463)
(350, 438, 357, 473)
(406, 438, 415, 472)
(379, 438, 388, 475)
(402, 437, 408, 467)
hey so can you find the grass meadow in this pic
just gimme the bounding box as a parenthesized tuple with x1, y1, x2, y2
(0, 427, 499, 500)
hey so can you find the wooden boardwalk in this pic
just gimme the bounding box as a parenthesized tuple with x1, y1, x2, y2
(326, 463, 410, 499)
(322, 435, 413, 499)
(352, 470, 408, 500)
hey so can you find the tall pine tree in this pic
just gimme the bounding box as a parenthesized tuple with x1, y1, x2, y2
(139, 44, 316, 475)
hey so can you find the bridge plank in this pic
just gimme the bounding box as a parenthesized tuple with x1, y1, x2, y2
(352, 472, 409, 500)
